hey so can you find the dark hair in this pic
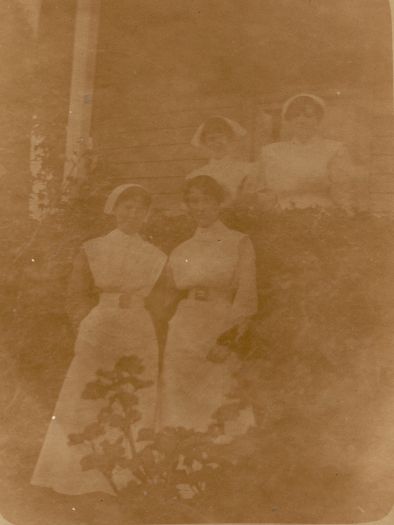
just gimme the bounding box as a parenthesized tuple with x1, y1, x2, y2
(183, 175, 226, 204)
(200, 117, 234, 144)
(284, 96, 324, 122)
(114, 186, 152, 209)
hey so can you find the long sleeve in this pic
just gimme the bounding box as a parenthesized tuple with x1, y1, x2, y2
(66, 248, 98, 331)
(328, 144, 354, 210)
(230, 236, 258, 323)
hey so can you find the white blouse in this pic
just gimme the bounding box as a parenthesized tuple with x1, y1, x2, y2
(83, 229, 166, 298)
(258, 136, 353, 209)
(169, 220, 257, 322)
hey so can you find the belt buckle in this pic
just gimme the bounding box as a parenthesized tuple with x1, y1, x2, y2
(194, 287, 209, 301)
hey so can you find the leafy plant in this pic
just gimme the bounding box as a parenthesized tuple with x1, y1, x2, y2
(68, 355, 154, 493)
(3, 200, 394, 522)
(68, 354, 231, 498)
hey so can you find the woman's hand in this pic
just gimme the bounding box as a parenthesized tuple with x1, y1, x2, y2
(207, 344, 230, 363)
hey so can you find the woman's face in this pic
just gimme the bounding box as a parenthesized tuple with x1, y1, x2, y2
(287, 105, 320, 142)
(114, 197, 149, 234)
(202, 131, 232, 159)
(186, 187, 221, 228)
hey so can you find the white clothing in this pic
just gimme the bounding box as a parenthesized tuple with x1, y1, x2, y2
(31, 229, 166, 495)
(258, 136, 353, 209)
(160, 221, 257, 432)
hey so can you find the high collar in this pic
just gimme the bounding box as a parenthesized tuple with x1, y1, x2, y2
(194, 220, 228, 241)
(290, 134, 320, 146)
(110, 228, 143, 243)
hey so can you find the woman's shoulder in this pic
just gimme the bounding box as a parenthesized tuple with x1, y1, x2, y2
(168, 224, 253, 264)
(82, 228, 122, 248)
(260, 141, 291, 158)
(223, 224, 249, 241)
(213, 223, 252, 249)
(318, 137, 344, 153)
(141, 238, 167, 262)
(228, 229, 255, 255)
(82, 233, 109, 252)
(185, 163, 210, 180)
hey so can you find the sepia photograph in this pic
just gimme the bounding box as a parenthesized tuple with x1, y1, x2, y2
(1, 0, 394, 524)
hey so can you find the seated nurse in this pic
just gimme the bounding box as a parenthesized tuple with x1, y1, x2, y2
(186, 116, 257, 206)
(258, 93, 354, 210)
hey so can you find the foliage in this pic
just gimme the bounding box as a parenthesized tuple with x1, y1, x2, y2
(221, 206, 394, 498)
(67, 353, 241, 523)
(48, 204, 394, 523)
(68, 355, 154, 494)
(2, 199, 394, 522)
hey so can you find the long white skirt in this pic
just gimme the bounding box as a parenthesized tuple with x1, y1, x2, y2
(160, 298, 254, 433)
(31, 302, 159, 495)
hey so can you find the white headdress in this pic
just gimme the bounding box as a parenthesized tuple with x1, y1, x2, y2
(104, 183, 150, 215)
(281, 93, 326, 119)
(191, 116, 247, 148)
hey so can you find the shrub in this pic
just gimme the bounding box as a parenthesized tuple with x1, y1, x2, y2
(3, 201, 394, 522)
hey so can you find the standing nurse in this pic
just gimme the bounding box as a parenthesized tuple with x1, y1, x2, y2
(160, 175, 257, 434)
(31, 184, 166, 496)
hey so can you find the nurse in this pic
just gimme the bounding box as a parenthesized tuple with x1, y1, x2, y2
(186, 116, 258, 206)
(258, 93, 354, 210)
(160, 175, 257, 435)
(31, 184, 166, 496)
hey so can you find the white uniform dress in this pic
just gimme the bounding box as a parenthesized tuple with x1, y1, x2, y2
(259, 136, 353, 209)
(160, 220, 257, 433)
(31, 229, 166, 495)
(186, 156, 257, 205)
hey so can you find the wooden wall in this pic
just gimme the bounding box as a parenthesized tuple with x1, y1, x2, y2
(92, 90, 394, 214)
(92, 95, 256, 211)
(91, 0, 394, 214)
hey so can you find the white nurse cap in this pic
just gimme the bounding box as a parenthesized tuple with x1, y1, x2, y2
(281, 93, 326, 119)
(191, 116, 247, 148)
(103, 183, 150, 215)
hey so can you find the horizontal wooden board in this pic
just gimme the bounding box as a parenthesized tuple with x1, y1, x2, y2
(94, 105, 246, 130)
(104, 158, 204, 179)
(95, 126, 196, 150)
(107, 162, 197, 184)
(94, 92, 244, 117)
(371, 136, 394, 154)
(98, 143, 204, 164)
(370, 154, 394, 174)
(369, 192, 394, 214)
(368, 171, 394, 183)
(108, 175, 185, 196)
(151, 192, 183, 211)
(371, 113, 394, 135)
(368, 180, 394, 193)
